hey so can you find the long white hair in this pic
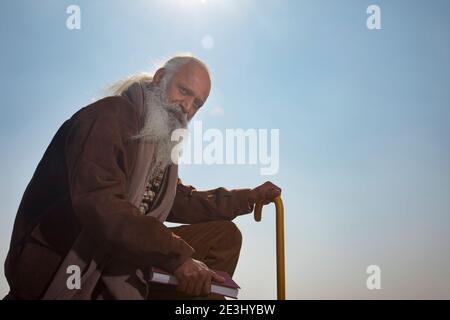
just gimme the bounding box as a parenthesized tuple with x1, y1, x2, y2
(107, 55, 209, 96)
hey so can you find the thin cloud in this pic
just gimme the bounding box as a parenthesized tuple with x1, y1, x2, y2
(209, 106, 225, 117)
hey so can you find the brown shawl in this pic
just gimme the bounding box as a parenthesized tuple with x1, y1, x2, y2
(43, 82, 179, 299)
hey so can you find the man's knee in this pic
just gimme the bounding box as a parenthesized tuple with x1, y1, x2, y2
(216, 221, 242, 250)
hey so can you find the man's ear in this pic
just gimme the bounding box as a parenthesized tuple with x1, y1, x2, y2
(153, 68, 165, 86)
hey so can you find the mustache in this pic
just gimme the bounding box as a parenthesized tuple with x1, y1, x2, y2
(164, 103, 188, 127)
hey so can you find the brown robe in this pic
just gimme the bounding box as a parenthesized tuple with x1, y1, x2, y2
(4, 87, 254, 300)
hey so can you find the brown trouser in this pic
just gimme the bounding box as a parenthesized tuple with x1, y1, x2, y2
(147, 220, 243, 299)
(92, 220, 243, 299)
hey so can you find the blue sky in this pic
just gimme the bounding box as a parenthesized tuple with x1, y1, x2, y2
(1, 0, 450, 299)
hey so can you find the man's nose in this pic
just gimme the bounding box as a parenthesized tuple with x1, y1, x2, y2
(180, 99, 194, 115)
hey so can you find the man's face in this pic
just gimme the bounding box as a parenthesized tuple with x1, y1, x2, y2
(160, 62, 211, 121)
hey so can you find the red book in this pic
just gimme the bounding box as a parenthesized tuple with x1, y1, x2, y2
(149, 267, 240, 299)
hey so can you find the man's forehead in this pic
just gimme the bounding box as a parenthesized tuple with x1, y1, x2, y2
(174, 63, 211, 96)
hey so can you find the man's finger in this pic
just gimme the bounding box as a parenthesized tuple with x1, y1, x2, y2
(185, 279, 196, 295)
(176, 279, 187, 293)
(193, 275, 207, 296)
(202, 277, 211, 296)
(211, 271, 225, 283)
(269, 187, 281, 195)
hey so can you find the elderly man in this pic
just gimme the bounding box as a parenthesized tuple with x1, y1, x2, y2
(4, 56, 281, 300)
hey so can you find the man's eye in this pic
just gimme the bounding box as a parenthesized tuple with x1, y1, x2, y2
(179, 87, 188, 95)
(193, 99, 203, 109)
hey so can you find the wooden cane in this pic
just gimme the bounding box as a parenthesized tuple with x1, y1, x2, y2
(254, 196, 285, 300)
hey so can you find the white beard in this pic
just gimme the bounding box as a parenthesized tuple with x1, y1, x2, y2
(135, 83, 188, 180)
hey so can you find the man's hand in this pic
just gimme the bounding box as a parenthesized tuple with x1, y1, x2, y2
(249, 181, 282, 206)
(173, 258, 225, 296)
